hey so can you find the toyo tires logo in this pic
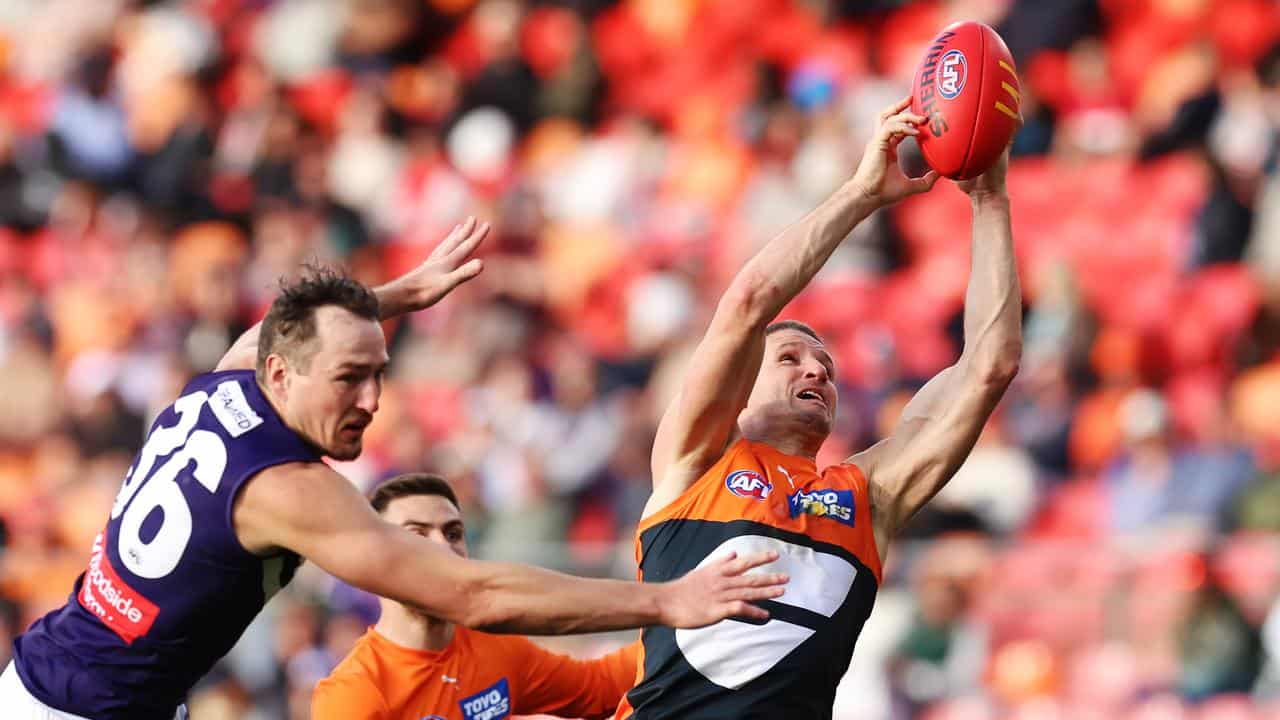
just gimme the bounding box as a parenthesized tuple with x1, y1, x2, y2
(459, 678, 510, 720)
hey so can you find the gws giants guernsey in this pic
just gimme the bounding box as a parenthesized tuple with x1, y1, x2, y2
(13, 370, 321, 720)
(616, 439, 882, 719)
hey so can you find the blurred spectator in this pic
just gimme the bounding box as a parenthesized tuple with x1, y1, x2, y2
(1106, 389, 1253, 534)
(931, 419, 1039, 535)
(1229, 461, 1280, 533)
(1178, 567, 1265, 700)
(888, 540, 989, 715)
(49, 46, 132, 184)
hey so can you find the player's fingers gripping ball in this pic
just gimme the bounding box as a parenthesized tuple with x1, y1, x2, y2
(911, 21, 1021, 180)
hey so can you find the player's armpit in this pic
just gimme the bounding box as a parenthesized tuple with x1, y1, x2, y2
(311, 673, 390, 720)
(851, 356, 1014, 552)
(648, 311, 766, 513)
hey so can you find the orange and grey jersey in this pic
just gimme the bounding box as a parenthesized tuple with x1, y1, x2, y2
(615, 439, 882, 720)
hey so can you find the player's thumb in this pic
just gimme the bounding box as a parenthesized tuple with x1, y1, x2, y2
(909, 171, 939, 195)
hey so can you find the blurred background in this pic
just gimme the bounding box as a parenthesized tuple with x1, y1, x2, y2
(1, 0, 1280, 718)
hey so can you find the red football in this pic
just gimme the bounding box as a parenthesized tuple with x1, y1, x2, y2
(911, 21, 1021, 180)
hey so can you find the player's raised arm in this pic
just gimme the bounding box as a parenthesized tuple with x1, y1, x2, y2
(648, 97, 940, 511)
(851, 149, 1022, 556)
(214, 217, 490, 372)
(233, 462, 787, 635)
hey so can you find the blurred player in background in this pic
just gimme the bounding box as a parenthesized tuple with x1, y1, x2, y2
(616, 98, 1023, 719)
(313, 473, 641, 720)
(0, 219, 787, 720)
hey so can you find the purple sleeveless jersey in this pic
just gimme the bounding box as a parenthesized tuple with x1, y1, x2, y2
(13, 370, 321, 719)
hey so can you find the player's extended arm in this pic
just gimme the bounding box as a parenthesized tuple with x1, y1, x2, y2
(851, 150, 1022, 553)
(234, 463, 787, 635)
(214, 217, 490, 372)
(648, 98, 940, 511)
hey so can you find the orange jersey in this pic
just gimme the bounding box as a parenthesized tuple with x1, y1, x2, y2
(314, 626, 640, 720)
(616, 438, 882, 719)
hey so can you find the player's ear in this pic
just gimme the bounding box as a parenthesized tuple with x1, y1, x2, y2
(263, 353, 290, 395)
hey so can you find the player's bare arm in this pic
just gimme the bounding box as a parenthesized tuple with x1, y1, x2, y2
(233, 461, 787, 635)
(851, 149, 1022, 562)
(215, 217, 490, 372)
(647, 97, 940, 515)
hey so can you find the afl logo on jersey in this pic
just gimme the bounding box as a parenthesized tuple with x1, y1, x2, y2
(725, 470, 772, 500)
(938, 49, 967, 99)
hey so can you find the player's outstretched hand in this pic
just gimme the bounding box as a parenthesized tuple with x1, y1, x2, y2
(956, 146, 1010, 199)
(852, 96, 939, 208)
(384, 216, 490, 313)
(659, 551, 787, 628)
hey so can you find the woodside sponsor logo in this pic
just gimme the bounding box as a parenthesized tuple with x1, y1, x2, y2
(78, 531, 160, 644)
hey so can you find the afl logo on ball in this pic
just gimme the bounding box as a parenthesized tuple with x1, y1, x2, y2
(725, 470, 772, 500)
(938, 50, 967, 99)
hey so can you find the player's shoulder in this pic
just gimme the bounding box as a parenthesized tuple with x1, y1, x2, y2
(643, 437, 760, 526)
(312, 669, 390, 719)
(235, 458, 341, 519)
(462, 628, 554, 684)
(464, 626, 543, 660)
(178, 368, 257, 401)
(714, 437, 766, 472)
(315, 631, 388, 693)
(172, 368, 293, 444)
(231, 456, 347, 555)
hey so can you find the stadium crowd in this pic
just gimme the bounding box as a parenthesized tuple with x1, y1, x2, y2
(2, 0, 1280, 717)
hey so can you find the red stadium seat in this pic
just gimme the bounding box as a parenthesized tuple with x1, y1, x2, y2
(1166, 371, 1228, 441)
(895, 185, 972, 259)
(522, 7, 582, 79)
(1211, 533, 1280, 624)
(406, 382, 467, 441)
(755, 3, 824, 68)
(875, 0, 943, 82)
(1188, 264, 1261, 336)
(800, 274, 881, 335)
(1208, 0, 1280, 69)
(1026, 477, 1107, 540)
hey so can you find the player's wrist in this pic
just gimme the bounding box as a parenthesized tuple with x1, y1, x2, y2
(372, 276, 425, 319)
(648, 582, 678, 626)
(967, 188, 1009, 206)
(843, 179, 885, 215)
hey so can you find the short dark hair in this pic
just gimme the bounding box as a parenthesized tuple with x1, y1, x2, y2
(369, 473, 460, 514)
(255, 265, 380, 381)
(765, 319, 822, 343)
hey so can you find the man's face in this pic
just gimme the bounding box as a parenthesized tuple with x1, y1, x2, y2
(381, 494, 468, 558)
(273, 305, 388, 460)
(742, 329, 838, 437)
